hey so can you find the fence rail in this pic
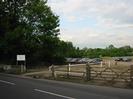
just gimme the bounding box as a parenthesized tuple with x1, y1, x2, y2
(50, 64, 133, 88)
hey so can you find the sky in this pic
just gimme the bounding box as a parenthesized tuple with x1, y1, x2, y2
(47, 0, 133, 48)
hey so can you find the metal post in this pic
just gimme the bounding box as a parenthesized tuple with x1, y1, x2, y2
(20, 64, 23, 73)
(23, 61, 26, 72)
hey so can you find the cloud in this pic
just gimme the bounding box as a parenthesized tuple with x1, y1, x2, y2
(59, 27, 133, 48)
(48, 0, 133, 48)
(48, 0, 133, 27)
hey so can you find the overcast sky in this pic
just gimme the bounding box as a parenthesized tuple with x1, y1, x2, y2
(48, 0, 133, 48)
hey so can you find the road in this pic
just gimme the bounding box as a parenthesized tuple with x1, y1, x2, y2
(0, 73, 133, 99)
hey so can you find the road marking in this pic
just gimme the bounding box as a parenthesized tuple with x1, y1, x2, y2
(0, 80, 16, 85)
(34, 89, 76, 99)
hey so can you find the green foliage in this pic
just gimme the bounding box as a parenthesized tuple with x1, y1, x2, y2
(0, 0, 67, 66)
(80, 45, 133, 58)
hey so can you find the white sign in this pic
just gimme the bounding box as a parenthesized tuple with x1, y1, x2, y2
(17, 55, 26, 61)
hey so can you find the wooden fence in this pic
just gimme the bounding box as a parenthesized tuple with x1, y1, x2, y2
(50, 64, 133, 88)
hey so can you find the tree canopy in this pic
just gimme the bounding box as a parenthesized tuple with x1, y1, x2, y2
(0, 0, 70, 66)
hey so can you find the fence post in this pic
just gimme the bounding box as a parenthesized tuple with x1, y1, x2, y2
(86, 63, 91, 81)
(101, 61, 103, 68)
(51, 65, 55, 79)
(108, 61, 111, 68)
(67, 64, 70, 79)
(130, 65, 133, 88)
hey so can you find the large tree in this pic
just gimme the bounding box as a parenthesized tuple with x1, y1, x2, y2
(0, 0, 60, 65)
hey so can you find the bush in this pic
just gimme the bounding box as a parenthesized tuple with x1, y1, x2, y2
(0, 67, 5, 72)
(6, 68, 21, 74)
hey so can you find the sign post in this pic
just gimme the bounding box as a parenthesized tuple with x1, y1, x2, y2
(16, 55, 26, 73)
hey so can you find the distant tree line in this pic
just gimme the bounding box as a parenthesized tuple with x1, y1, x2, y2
(0, 0, 133, 67)
(79, 45, 133, 58)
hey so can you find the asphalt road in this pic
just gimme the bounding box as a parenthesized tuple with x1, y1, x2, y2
(0, 73, 133, 99)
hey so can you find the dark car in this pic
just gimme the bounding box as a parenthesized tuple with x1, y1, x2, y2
(114, 57, 123, 61)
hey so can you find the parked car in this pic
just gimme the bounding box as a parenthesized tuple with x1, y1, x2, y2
(122, 57, 132, 62)
(88, 58, 102, 65)
(114, 57, 123, 61)
(114, 57, 132, 62)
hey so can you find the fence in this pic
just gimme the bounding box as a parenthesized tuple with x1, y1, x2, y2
(50, 63, 133, 88)
(0, 65, 26, 74)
